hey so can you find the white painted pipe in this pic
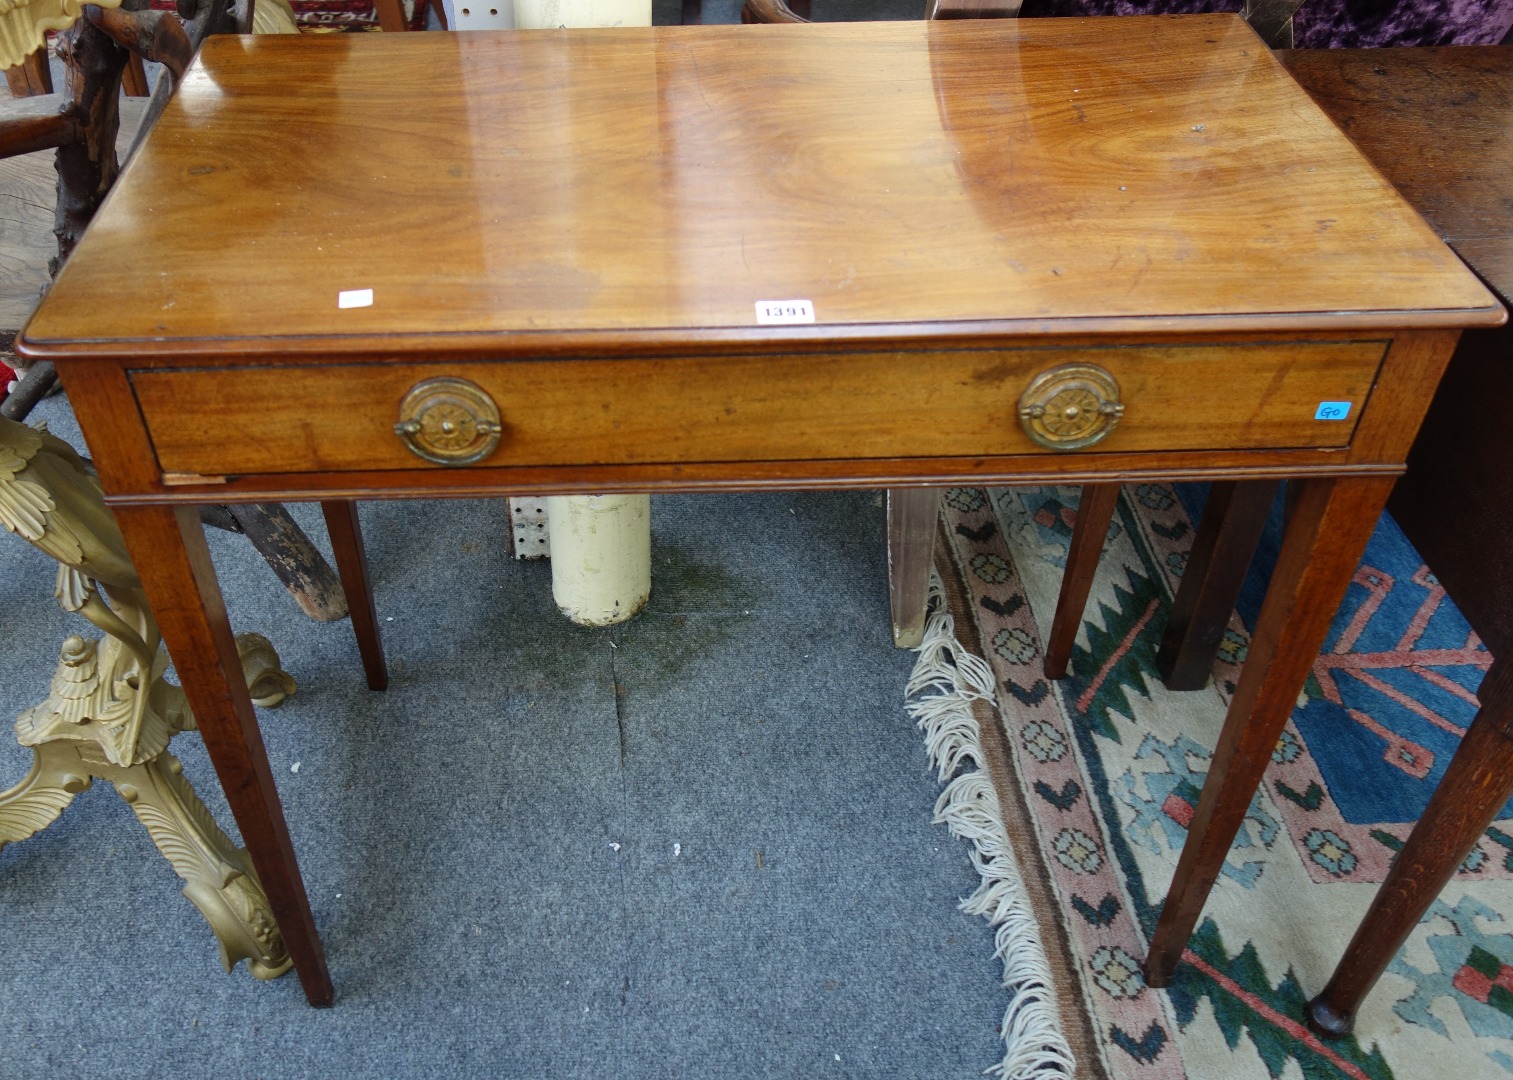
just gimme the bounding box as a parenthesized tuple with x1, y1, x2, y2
(513, 0, 650, 28)
(545, 494, 651, 626)
(506, 0, 653, 628)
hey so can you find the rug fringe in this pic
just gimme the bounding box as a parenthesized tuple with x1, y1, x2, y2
(906, 571, 1077, 1080)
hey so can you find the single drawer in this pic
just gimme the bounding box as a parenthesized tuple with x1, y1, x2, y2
(131, 340, 1386, 476)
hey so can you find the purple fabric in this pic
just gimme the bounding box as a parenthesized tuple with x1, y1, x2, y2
(1019, 0, 1513, 47)
(1293, 0, 1513, 48)
(1021, 1, 1241, 15)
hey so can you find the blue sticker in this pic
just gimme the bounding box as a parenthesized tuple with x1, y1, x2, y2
(1315, 401, 1352, 421)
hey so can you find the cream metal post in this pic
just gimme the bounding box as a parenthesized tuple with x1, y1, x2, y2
(506, 0, 654, 626)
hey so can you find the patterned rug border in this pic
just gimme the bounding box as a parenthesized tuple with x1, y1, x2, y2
(929, 483, 1513, 1080)
(905, 562, 1077, 1079)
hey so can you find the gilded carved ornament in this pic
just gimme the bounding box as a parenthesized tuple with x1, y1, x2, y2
(0, 0, 121, 69)
(0, 416, 295, 979)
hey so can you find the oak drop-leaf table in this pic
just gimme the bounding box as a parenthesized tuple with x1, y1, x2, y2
(17, 18, 1502, 1005)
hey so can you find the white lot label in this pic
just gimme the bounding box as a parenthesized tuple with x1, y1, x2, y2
(755, 299, 815, 325)
(338, 288, 374, 309)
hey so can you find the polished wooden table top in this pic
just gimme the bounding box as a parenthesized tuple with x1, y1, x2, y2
(24, 17, 1498, 357)
(1278, 45, 1513, 307)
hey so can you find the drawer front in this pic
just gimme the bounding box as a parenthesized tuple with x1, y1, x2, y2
(131, 341, 1386, 476)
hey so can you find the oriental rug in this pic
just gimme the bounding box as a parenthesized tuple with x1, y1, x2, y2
(914, 483, 1513, 1079)
(140, 0, 425, 30)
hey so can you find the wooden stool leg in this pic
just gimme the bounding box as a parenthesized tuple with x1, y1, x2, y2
(1145, 475, 1395, 987)
(1044, 483, 1120, 679)
(113, 504, 333, 1006)
(1156, 479, 1280, 691)
(887, 487, 941, 648)
(1307, 656, 1513, 1037)
(322, 500, 389, 692)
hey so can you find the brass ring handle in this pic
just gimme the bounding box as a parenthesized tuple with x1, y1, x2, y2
(394, 377, 503, 465)
(1017, 363, 1124, 451)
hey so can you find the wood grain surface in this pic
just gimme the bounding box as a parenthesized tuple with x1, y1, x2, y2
(21, 17, 1499, 356)
(128, 339, 1386, 476)
(1278, 45, 1512, 304)
(0, 152, 56, 329)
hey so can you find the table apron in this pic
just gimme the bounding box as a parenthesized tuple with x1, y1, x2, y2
(91, 454, 1406, 507)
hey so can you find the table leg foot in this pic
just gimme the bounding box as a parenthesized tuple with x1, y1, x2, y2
(1305, 996, 1356, 1040)
(110, 748, 294, 981)
(1305, 657, 1513, 1037)
(1145, 476, 1395, 985)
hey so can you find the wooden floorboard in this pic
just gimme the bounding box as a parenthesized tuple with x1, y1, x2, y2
(1, 96, 149, 333)
(0, 150, 55, 331)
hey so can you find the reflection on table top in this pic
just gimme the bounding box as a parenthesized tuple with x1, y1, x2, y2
(1278, 45, 1513, 307)
(23, 16, 1498, 356)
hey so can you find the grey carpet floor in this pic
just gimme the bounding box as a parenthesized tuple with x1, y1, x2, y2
(0, 398, 1007, 1078)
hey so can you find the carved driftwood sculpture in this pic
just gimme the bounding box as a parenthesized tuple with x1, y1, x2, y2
(0, 415, 294, 979)
(2, 0, 270, 415)
(0, 0, 352, 625)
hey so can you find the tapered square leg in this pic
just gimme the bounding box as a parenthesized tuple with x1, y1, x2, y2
(1145, 475, 1396, 986)
(1156, 479, 1280, 691)
(321, 500, 388, 692)
(1044, 483, 1120, 680)
(887, 487, 942, 649)
(112, 504, 333, 1006)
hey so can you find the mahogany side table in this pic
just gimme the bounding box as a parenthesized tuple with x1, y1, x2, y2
(16, 19, 1501, 1004)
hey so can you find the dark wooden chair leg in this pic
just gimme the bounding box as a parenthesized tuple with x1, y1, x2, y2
(1044, 483, 1120, 679)
(1156, 479, 1280, 691)
(5, 46, 53, 96)
(374, 0, 410, 31)
(0, 362, 60, 422)
(321, 500, 389, 691)
(887, 487, 942, 649)
(1145, 475, 1395, 987)
(227, 504, 349, 622)
(121, 52, 149, 97)
(1308, 655, 1513, 1038)
(114, 504, 333, 1006)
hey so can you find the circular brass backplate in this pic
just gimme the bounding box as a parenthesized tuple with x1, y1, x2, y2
(394, 377, 503, 465)
(1017, 363, 1124, 451)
